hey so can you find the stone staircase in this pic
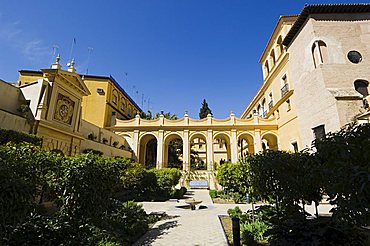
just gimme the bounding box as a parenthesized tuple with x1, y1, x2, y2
(180, 170, 218, 190)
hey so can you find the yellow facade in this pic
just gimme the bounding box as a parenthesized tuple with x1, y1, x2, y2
(11, 58, 136, 158)
(240, 16, 302, 152)
(81, 75, 142, 128)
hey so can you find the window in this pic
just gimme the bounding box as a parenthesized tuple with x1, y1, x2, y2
(312, 40, 328, 68)
(354, 80, 369, 97)
(262, 99, 267, 118)
(121, 98, 125, 111)
(312, 125, 326, 140)
(347, 50, 362, 64)
(112, 90, 118, 104)
(264, 61, 270, 76)
(291, 142, 298, 153)
(281, 75, 289, 97)
(268, 92, 273, 110)
(276, 36, 283, 57)
(270, 50, 276, 67)
(286, 99, 291, 111)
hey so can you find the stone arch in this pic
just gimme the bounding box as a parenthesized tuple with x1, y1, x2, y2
(261, 132, 279, 151)
(312, 40, 328, 68)
(213, 132, 231, 165)
(118, 132, 133, 150)
(237, 132, 255, 157)
(163, 132, 183, 169)
(276, 35, 283, 57)
(354, 79, 369, 97)
(189, 132, 207, 170)
(139, 132, 158, 168)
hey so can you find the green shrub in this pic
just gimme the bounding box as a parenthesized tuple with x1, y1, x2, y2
(55, 154, 120, 221)
(209, 189, 217, 199)
(0, 143, 62, 226)
(108, 201, 149, 243)
(82, 148, 103, 156)
(241, 221, 270, 243)
(0, 128, 42, 146)
(171, 186, 187, 199)
(315, 123, 370, 225)
(149, 168, 182, 200)
(216, 162, 249, 195)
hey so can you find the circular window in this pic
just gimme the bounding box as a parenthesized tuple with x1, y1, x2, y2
(347, 50, 362, 64)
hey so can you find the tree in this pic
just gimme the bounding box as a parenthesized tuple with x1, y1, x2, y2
(141, 110, 178, 120)
(199, 99, 212, 119)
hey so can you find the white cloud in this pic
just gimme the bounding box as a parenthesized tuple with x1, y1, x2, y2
(0, 17, 51, 64)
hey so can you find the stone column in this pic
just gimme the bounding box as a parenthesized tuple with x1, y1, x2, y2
(157, 130, 164, 169)
(183, 130, 190, 172)
(254, 129, 262, 153)
(133, 130, 139, 162)
(231, 129, 238, 163)
(207, 129, 214, 171)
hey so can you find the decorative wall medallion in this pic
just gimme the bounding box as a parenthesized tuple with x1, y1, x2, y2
(54, 93, 75, 124)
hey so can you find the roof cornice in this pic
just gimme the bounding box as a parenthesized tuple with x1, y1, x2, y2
(259, 15, 297, 63)
(283, 3, 370, 47)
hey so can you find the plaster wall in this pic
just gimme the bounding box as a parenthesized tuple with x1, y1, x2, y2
(289, 19, 340, 148)
(80, 139, 132, 158)
(0, 81, 24, 114)
(0, 110, 32, 133)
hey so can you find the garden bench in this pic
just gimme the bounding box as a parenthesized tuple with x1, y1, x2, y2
(189, 180, 209, 189)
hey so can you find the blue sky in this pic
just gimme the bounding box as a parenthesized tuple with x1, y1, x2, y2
(0, 0, 362, 118)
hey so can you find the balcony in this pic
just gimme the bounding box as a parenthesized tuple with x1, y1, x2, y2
(268, 100, 274, 110)
(281, 83, 289, 97)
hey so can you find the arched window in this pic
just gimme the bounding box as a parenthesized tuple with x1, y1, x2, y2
(354, 80, 369, 97)
(270, 50, 276, 67)
(312, 40, 328, 68)
(276, 36, 283, 57)
(257, 104, 261, 117)
(112, 90, 118, 104)
(264, 61, 270, 76)
(262, 99, 267, 118)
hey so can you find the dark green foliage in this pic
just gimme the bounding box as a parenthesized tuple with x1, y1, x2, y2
(0, 144, 158, 245)
(171, 186, 187, 199)
(315, 123, 370, 226)
(107, 201, 149, 243)
(219, 123, 370, 245)
(0, 128, 42, 146)
(247, 151, 321, 217)
(54, 153, 120, 221)
(199, 99, 212, 119)
(216, 162, 249, 195)
(209, 189, 217, 199)
(0, 143, 62, 227)
(82, 148, 104, 156)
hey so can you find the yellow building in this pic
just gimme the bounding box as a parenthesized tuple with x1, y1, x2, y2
(3, 56, 137, 157)
(240, 15, 300, 152)
(81, 75, 142, 128)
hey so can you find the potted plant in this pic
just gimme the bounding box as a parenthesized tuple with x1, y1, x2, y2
(113, 141, 119, 147)
(102, 138, 108, 144)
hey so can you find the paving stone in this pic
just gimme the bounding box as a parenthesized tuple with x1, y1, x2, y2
(134, 190, 333, 246)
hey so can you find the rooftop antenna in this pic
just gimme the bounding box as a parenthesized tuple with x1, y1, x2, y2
(86, 47, 94, 75)
(50, 45, 59, 66)
(68, 38, 76, 65)
(141, 93, 144, 109)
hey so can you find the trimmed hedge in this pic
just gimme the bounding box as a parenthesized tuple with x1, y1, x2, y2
(0, 128, 42, 146)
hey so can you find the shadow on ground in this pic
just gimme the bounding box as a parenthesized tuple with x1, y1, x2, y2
(133, 219, 179, 246)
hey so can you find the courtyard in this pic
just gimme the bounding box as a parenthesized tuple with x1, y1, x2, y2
(134, 190, 333, 245)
